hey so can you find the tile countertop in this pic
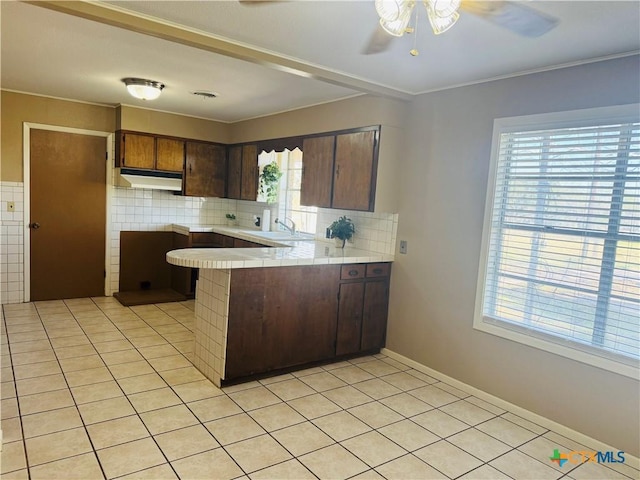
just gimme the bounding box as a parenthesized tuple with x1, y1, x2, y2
(167, 224, 394, 269)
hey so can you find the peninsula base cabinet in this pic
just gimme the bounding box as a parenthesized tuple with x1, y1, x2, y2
(223, 262, 391, 382)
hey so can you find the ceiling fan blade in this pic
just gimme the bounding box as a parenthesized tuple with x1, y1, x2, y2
(461, 0, 559, 37)
(362, 23, 395, 55)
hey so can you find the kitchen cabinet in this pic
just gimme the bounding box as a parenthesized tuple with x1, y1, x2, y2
(184, 141, 227, 198)
(336, 262, 390, 356)
(300, 127, 379, 212)
(116, 131, 184, 173)
(226, 265, 340, 379)
(227, 144, 259, 201)
(223, 261, 391, 381)
(300, 135, 335, 208)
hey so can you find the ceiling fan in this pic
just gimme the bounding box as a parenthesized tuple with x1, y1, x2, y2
(364, 0, 559, 55)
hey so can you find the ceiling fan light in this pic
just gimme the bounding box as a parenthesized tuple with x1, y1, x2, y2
(122, 78, 164, 101)
(375, 0, 411, 22)
(426, 4, 459, 34)
(427, 0, 460, 19)
(379, 2, 414, 37)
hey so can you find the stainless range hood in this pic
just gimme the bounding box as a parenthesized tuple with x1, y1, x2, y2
(115, 168, 182, 192)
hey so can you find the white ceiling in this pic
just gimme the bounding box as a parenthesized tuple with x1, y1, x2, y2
(1, 1, 638, 123)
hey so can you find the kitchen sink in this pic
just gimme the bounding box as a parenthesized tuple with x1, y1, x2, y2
(248, 231, 315, 242)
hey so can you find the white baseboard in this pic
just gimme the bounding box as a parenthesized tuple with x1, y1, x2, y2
(381, 348, 639, 470)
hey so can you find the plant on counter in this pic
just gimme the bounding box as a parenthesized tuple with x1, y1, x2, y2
(259, 162, 283, 204)
(329, 215, 355, 248)
(225, 213, 238, 226)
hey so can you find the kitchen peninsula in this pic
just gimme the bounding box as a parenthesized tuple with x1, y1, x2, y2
(167, 225, 394, 386)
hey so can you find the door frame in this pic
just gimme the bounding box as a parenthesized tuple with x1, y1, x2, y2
(23, 123, 113, 302)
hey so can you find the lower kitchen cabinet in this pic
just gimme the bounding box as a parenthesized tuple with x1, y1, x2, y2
(224, 262, 391, 381)
(336, 263, 390, 356)
(225, 265, 340, 379)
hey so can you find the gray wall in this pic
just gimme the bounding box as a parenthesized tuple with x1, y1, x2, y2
(387, 55, 640, 455)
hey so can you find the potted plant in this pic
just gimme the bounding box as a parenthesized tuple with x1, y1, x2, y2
(225, 213, 238, 226)
(329, 216, 355, 248)
(259, 162, 283, 204)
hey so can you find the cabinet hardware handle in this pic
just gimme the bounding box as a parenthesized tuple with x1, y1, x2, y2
(373, 268, 383, 274)
(335, 165, 340, 178)
(349, 269, 359, 276)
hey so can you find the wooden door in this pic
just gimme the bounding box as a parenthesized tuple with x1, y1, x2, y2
(156, 137, 184, 172)
(332, 131, 376, 211)
(227, 146, 242, 199)
(361, 280, 389, 351)
(184, 142, 226, 197)
(336, 282, 365, 356)
(240, 144, 258, 201)
(301, 135, 335, 208)
(120, 132, 155, 169)
(30, 129, 106, 301)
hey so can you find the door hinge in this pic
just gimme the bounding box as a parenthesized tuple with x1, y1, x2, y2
(104, 270, 107, 278)
(105, 151, 108, 160)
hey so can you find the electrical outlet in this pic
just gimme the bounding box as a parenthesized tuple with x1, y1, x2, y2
(6, 202, 15, 212)
(399, 240, 408, 254)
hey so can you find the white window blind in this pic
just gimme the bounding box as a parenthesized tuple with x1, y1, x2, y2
(476, 106, 639, 374)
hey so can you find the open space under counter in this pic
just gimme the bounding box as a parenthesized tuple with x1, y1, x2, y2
(166, 233, 394, 387)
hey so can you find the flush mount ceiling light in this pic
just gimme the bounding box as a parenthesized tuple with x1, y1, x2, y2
(122, 78, 165, 101)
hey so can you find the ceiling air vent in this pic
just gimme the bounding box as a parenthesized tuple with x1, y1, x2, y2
(191, 91, 218, 99)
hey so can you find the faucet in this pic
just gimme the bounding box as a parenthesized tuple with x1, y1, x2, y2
(275, 217, 296, 236)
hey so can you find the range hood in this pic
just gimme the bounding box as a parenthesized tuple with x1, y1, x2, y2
(115, 168, 182, 192)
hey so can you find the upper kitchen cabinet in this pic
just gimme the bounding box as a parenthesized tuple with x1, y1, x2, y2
(300, 135, 335, 208)
(115, 131, 184, 173)
(184, 141, 227, 197)
(300, 126, 380, 212)
(227, 144, 258, 201)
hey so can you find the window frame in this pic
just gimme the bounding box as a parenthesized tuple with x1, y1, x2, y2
(474, 104, 640, 379)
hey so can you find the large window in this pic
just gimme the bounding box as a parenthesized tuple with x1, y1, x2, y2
(475, 105, 639, 377)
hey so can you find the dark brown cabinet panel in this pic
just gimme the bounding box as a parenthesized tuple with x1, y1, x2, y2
(227, 144, 258, 201)
(336, 282, 365, 356)
(117, 132, 155, 169)
(184, 142, 226, 198)
(241, 144, 258, 201)
(301, 135, 335, 208)
(335, 262, 391, 356)
(156, 137, 185, 172)
(225, 265, 340, 379)
(227, 146, 242, 199)
(332, 131, 377, 211)
(361, 280, 389, 351)
(299, 127, 379, 212)
(233, 238, 263, 248)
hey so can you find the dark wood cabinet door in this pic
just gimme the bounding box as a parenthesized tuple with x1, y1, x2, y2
(240, 144, 259, 201)
(227, 145, 242, 199)
(184, 142, 226, 197)
(120, 132, 155, 169)
(226, 265, 340, 379)
(361, 280, 389, 351)
(301, 135, 335, 208)
(332, 131, 376, 211)
(156, 137, 184, 172)
(336, 282, 365, 356)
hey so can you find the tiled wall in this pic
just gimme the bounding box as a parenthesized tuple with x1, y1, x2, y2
(0, 181, 398, 304)
(0, 182, 25, 304)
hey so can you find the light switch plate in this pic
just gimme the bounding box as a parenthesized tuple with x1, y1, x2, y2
(399, 240, 408, 254)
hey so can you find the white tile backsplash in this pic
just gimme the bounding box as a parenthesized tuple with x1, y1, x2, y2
(1, 181, 397, 304)
(1, 182, 25, 304)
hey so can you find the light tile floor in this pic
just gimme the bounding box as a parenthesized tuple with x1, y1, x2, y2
(1, 297, 637, 480)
